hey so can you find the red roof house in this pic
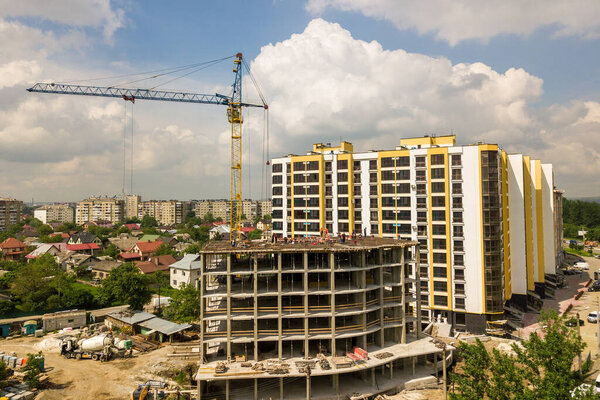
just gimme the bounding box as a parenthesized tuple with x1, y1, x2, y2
(130, 241, 164, 260)
(0, 238, 27, 260)
(66, 243, 100, 255)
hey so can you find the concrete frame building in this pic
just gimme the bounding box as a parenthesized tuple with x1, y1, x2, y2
(0, 198, 23, 231)
(125, 195, 141, 221)
(270, 136, 562, 333)
(76, 197, 125, 225)
(34, 203, 74, 224)
(194, 238, 435, 400)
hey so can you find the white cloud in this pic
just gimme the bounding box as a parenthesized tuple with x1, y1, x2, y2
(0, 0, 125, 42)
(250, 18, 599, 196)
(306, 0, 600, 45)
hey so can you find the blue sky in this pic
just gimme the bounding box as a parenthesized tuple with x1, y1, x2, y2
(2, 0, 600, 201)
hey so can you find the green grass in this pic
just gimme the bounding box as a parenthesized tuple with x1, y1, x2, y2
(564, 247, 594, 257)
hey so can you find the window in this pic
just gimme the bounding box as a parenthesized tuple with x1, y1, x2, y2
(370, 198, 378, 208)
(453, 211, 463, 223)
(381, 157, 394, 167)
(455, 269, 465, 280)
(452, 169, 462, 180)
(417, 211, 427, 222)
(325, 161, 332, 171)
(337, 159, 348, 169)
(397, 156, 410, 167)
(415, 156, 426, 167)
(338, 210, 349, 219)
(452, 182, 462, 194)
(433, 281, 447, 292)
(452, 197, 463, 209)
(431, 196, 445, 207)
(433, 253, 447, 263)
(454, 240, 464, 251)
(182, 271, 186, 276)
(355, 198, 361, 208)
(454, 254, 464, 266)
(370, 172, 378, 182)
(369, 160, 377, 170)
(431, 168, 445, 179)
(433, 239, 446, 250)
(416, 197, 427, 208)
(326, 198, 332, 208)
(273, 187, 282, 195)
(432, 210, 445, 221)
(455, 298, 465, 309)
(434, 295, 448, 307)
(337, 172, 348, 182)
(338, 197, 349, 207)
(432, 224, 446, 235)
(397, 197, 411, 207)
(432, 182, 445, 193)
(416, 184, 426, 195)
(173, 280, 177, 286)
(272, 163, 283, 173)
(353, 160, 361, 171)
(451, 154, 461, 166)
(416, 170, 426, 181)
(338, 185, 348, 194)
(453, 226, 464, 237)
(397, 183, 410, 193)
(431, 154, 444, 165)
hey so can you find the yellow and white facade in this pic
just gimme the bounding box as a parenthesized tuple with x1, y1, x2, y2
(271, 136, 562, 333)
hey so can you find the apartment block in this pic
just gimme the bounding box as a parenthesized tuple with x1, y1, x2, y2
(76, 197, 124, 225)
(271, 136, 562, 333)
(34, 203, 74, 224)
(0, 198, 23, 231)
(125, 195, 141, 221)
(194, 201, 212, 220)
(257, 199, 272, 218)
(211, 200, 230, 221)
(138, 200, 188, 226)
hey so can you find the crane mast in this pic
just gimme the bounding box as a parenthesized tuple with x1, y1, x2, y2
(27, 53, 266, 241)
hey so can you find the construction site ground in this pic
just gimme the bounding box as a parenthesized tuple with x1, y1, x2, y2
(0, 334, 196, 400)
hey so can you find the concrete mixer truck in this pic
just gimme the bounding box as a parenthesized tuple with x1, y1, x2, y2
(60, 334, 132, 361)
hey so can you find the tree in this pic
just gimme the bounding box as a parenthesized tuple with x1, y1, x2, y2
(185, 210, 196, 222)
(125, 216, 141, 224)
(101, 263, 152, 310)
(38, 224, 53, 236)
(183, 243, 203, 254)
(164, 284, 200, 322)
(11, 254, 63, 311)
(141, 215, 158, 228)
(201, 213, 215, 224)
(262, 214, 272, 221)
(56, 222, 82, 233)
(39, 234, 64, 243)
(247, 229, 262, 240)
(154, 243, 177, 257)
(115, 225, 131, 235)
(450, 309, 594, 400)
(23, 352, 44, 389)
(0, 299, 15, 315)
(102, 244, 120, 259)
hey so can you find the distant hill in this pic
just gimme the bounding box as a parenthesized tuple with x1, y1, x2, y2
(567, 197, 600, 204)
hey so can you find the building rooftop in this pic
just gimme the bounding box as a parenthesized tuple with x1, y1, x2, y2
(201, 236, 416, 255)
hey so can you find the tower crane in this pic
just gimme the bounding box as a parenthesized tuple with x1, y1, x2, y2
(27, 53, 267, 241)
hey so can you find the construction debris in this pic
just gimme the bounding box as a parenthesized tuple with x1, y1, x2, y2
(331, 356, 353, 369)
(215, 361, 228, 374)
(374, 352, 394, 360)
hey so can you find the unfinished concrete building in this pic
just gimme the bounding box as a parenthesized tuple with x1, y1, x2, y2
(193, 238, 446, 399)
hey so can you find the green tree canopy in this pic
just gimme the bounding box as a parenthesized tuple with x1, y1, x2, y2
(102, 243, 120, 258)
(450, 309, 594, 400)
(100, 262, 152, 310)
(163, 284, 200, 323)
(141, 215, 158, 228)
(247, 229, 262, 240)
(154, 242, 177, 257)
(38, 224, 53, 236)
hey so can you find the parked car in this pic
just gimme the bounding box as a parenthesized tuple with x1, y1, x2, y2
(575, 262, 589, 270)
(589, 285, 600, 292)
(565, 318, 585, 327)
(588, 311, 599, 323)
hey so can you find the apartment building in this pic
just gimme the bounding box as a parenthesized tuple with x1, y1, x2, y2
(271, 136, 562, 333)
(34, 203, 74, 224)
(125, 195, 141, 221)
(138, 200, 188, 226)
(0, 198, 23, 231)
(76, 197, 125, 225)
(257, 199, 272, 218)
(194, 201, 212, 220)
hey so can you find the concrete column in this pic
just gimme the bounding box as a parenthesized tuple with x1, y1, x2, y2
(390, 362, 394, 379)
(330, 252, 336, 356)
(412, 356, 416, 376)
(361, 255, 367, 350)
(371, 368, 376, 387)
(400, 247, 406, 344)
(280, 377, 284, 400)
(226, 254, 232, 361)
(304, 251, 309, 359)
(197, 380, 202, 400)
(226, 380, 230, 400)
(199, 263, 205, 361)
(415, 244, 422, 339)
(278, 253, 283, 360)
(378, 249, 385, 346)
(335, 374, 340, 399)
(253, 254, 258, 361)
(254, 378, 258, 400)
(306, 373, 311, 400)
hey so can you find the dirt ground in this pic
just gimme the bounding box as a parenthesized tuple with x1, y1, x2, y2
(0, 334, 196, 400)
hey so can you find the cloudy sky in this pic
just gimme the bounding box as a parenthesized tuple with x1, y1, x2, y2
(2, 0, 600, 202)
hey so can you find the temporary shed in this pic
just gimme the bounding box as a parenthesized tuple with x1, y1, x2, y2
(137, 318, 191, 343)
(22, 320, 37, 335)
(42, 310, 87, 331)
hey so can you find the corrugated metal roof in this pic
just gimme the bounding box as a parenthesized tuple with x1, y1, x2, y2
(138, 317, 191, 336)
(169, 253, 201, 271)
(107, 310, 155, 325)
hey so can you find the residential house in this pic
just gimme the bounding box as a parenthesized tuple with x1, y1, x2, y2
(56, 252, 96, 273)
(25, 243, 67, 260)
(209, 224, 247, 241)
(169, 254, 202, 289)
(129, 240, 164, 260)
(107, 234, 138, 252)
(0, 238, 27, 260)
(66, 243, 100, 256)
(68, 232, 102, 246)
(135, 254, 176, 275)
(256, 219, 271, 231)
(91, 260, 122, 280)
(157, 236, 178, 247)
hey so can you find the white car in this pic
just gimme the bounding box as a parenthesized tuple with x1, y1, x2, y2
(588, 311, 599, 323)
(575, 262, 590, 270)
